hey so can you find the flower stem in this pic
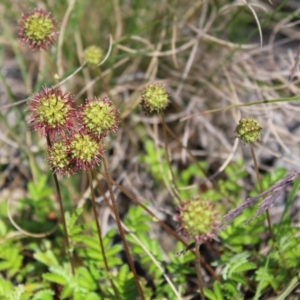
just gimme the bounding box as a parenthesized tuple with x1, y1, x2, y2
(42, 49, 59, 81)
(87, 169, 120, 300)
(195, 241, 206, 300)
(249, 144, 274, 239)
(160, 113, 182, 204)
(249, 144, 291, 275)
(47, 133, 75, 275)
(102, 156, 145, 299)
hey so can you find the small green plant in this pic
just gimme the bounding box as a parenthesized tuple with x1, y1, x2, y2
(1, 1, 300, 299)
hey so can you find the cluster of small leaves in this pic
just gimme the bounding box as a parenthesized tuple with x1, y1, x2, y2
(161, 242, 195, 298)
(0, 206, 157, 299)
(138, 138, 171, 184)
(0, 240, 23, 279)
(211, 170, 300, 299)
(0, 176, 62, 299)
(138, 139, 210, 200)
(217, 159, 248, 199)
(123, 205, 195, 298)
(2, 166, 300, 299)
(221, 252, 257, 284)
(111, 264, 152, 300)
(42, 265, 101, 299)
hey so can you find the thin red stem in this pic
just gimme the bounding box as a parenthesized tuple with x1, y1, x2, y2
(46, 134, 75, 275)
(102, 157, 145, 299)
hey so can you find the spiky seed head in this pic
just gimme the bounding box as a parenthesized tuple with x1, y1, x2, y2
(47, 140, 75, 176)
(18, 9, 58, 50)
(69, 132, 104, 170)
(175, 198, 219, 243)
(79, 96, 119, 138)
(235, 117, 262, 144)
(141, 83, 169, 113)
(27, 87, 75, 137)
(84, 45, 103, 66)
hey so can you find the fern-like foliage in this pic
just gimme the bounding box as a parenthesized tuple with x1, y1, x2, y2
(43, 265, 101, 299)
(31, 289, 54, 300)
(0, 241, 23, 278)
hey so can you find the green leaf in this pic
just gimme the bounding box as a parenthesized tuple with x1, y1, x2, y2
(0, 219, 7, 237)
(222, 282, 239, 297)
(86, 292, 102, 300)
(5, 285, 27, 300)
(77, 267, 97, 291)
(27, 175, 52, 201)
(278, 175, 300, 236)
(34, 250, 59, 267)
(111, 265, 139, 300)
(213, 281, 224, 300)
(43, 273, 67, 285)
(254, 257, 269, 300)
(60, 285, 73, 299)
(229, 273, 247, 285)
(0, 244, 23, 278)
(0, 277, 13, 295)
(66, 208, 84, 236)
(104, 244, 123, 258)
(31, 289, 54, 300)
(275, 271, 300, 300)
(233, 262, 256, 273)
(80, 236, 99, 251)
(204, 288, 218, 300)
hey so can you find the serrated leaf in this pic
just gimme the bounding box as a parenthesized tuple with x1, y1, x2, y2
(0, 220, 7, 236)
(222, 282, 238, 296)
(255, 265, 276, 290)
(81, 236, 99, 250)
(72, 234, 89, 244)
(229, 273, 248, 285)
(28, 176, 51, 201)
(73, 290, 84, 300)
(34, 250, 59, 267)
(234, 262, 256, 273)
(77, 267, 97, 291)
(69, 225, 85, 237)
(254, 257, 270, 300)
(60, 285, 73, 299)
(275, 271, 300, 300)
(0, 247, 23, 278)
(104, 244, 123, 257)
(66, 208, 83, 233)
(6, 285, 25, 300)
(227, 253, 251, 277)
(43, 273, 66, 285)
(31, 289, 54, 300)
(0, 277, 13, 295)
(204, 288, 218, 300)
(86, 292, 102, 300)
(213, 281, 224, 300)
